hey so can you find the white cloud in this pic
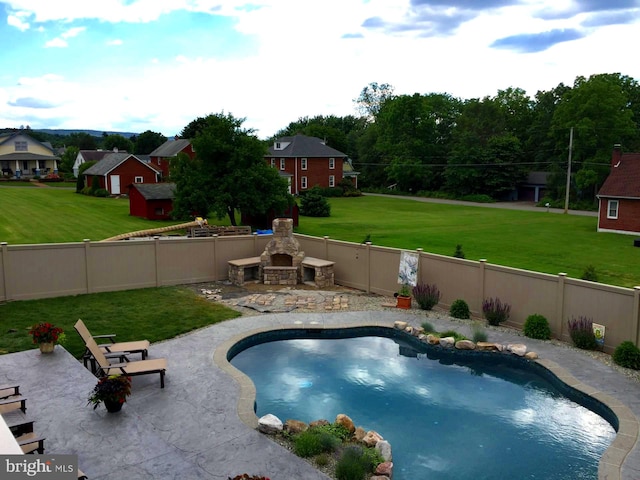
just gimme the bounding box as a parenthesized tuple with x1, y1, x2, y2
(7, 12, 30, 31)
(107, 39, 123, 46)
(61, 26, 85, 38)
(45, 38, 68, 48)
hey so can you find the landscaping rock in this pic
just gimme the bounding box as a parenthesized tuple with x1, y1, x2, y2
(394, 321, 408, 330)
(284, 419, 307, 434)
(375, 461, 393, 477)
(362, 430, 383, 447)
(507, 343, 527, 356)
(353, 426, 366, 441)
(309, 419, 329, 428)
(376, 439, 392, 462)
(426, 334, 440, 345)
(335, 413, 355, 433)
(476, 342, 500, 351)
(258, 414, 283, 434)
(455, 339, 476, 350)
(439, 336, 455, 348)
(525, 351, 539, 360)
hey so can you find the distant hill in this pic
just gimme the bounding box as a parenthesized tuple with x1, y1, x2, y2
(33, 129, 138, 138)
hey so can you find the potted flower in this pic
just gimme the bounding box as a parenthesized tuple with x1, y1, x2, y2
(28, 322, 65, 353)
(88, 375, 132, 413)
(394, 283, 412, 309)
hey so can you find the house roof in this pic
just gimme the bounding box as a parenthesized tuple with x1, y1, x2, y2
(0, 152, 59, 161)
(132, 183, 176, 200)
(83, 153, 160, 176)
(0, 132, 57, 157)
(149, 139, 191, 158)
(267, 134, 347, 158)
(79, 150, 116, 162)
(598, 153, 640, 199)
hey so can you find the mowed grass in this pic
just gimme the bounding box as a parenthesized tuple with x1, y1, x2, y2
(0, 187, 186, 244)
(0, 287, 241, 358)
(296, 196, 640, 288)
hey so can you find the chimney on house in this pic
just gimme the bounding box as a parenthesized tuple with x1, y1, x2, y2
(612, 144, 622, 168)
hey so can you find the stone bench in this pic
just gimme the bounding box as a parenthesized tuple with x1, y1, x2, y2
(228, 257, 261, 285)
(301, 257, 335, 288)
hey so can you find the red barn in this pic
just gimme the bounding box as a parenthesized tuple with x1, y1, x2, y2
(129, 183, 176, 220)
(265, 134, 359, 195)
(83, 153, 161, 195)
(597, 144, 640, 235)
(149, 139, 195, 178)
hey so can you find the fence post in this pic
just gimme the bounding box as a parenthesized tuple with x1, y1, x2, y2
(366, 241, 372, 294)
(84, 239, 92, 294)
(154, 236, 161, 287)
(634, 286, 640, 347)
(1, 242, 9, 301)
(556, 273, 567, 340)
(213, 235, 219, 281)
(478, 259, 487, 314)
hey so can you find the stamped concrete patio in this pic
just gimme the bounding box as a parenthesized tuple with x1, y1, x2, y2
(1, 308, 639, 479)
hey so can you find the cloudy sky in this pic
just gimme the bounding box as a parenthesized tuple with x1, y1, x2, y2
(1, 0, 639, 139)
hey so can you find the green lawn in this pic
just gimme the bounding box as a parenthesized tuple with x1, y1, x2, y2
(0, 287, 241, 358)
(0, 187, 187, 244)
(0, 187, 637, 287)
(295, 196, 640, 288)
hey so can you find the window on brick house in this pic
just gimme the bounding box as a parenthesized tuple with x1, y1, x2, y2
(301, 176, 307, 189)
(280, 158, 285, 170)
(134, 176, 143, 183)
(329, 157, 335, 169)
(607, 200, 619, 219)
(301, 158, 307, 170)
(329, 175, 335, 187)
(270, 158, 275, 167)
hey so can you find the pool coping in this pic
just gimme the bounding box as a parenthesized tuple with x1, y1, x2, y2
(214, 320, 639, 480)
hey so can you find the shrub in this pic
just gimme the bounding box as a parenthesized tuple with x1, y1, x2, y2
(453, 244, 465, 259)
(459, 194, 494, 203)
(440, 330, 467, 342)
(312, 423, 351, 442)
(300, 187, 331, 217)
(471, 322, 488, 343)
(293, 428, 340, 457)
(315, 453, 330, 467)
(567, 316, 597, 350)
(335, 446, 380, 480)
(482, 297, 511, 326)
(612, 341, 640, 370)
(90, 175, 100, 194)
(93, 188, 110, 197)
(523, 314, 551, 340)
(421, 321, 435, 333)
(412, 283, 441, 310)
(450, 299, 470, 319)
(581, 265, 599, 282)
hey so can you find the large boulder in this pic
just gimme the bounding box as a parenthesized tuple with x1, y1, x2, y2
(455, 340, 476, 350)
(375, 461, 393, 477)
(258, 414, 283, 434)
(335, 413, 355, 433)
(439, 336, 455, 348)
(376, 439, 393, 462)
(284, 419, 308, 434)
(362, 430, 383, 447)
(507, 343, 527, 356)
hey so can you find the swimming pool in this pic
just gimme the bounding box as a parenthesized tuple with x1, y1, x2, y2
(229, 327, 617, 480)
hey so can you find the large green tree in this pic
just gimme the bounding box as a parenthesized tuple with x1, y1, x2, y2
(102, 134, 133, 153)
(134, 130, 167, 154)
(171, 113, 293, 225)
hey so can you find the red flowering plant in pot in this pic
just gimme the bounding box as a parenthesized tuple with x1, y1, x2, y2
(88, 375, 132, 413)
(29, 322, 65, 353)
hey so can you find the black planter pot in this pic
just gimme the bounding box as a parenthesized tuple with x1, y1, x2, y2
(104, 400, 123, 413)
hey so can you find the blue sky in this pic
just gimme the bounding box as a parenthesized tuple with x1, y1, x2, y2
(1, 0, 639, 139)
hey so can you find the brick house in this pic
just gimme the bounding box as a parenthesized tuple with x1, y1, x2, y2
(149, 139, 195, 178)
(83, 153, 162, 195)
(597, 144, 640, 235)
(129, 183, 175, 220)
(265, 134, 359, 194)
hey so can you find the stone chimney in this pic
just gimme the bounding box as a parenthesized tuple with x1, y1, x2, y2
(612, 144, 622, 168)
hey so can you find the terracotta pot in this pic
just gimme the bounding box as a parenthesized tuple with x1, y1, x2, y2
(104, 400, 123, 413)
(396, 296, 412, 309)
(38, 342, 55, 354)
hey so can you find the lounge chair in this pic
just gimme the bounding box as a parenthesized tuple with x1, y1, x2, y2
(82, 329, 167, 388)
(74, 319, 150, 371)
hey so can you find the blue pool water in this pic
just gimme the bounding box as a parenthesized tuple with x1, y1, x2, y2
(229, 329, 616, 480)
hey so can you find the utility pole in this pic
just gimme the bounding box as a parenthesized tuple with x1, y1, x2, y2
(564, 127, 573, 214)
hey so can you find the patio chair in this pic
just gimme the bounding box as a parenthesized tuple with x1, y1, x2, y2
(74, 319, 150, 371)
(82, 329, 167, 388)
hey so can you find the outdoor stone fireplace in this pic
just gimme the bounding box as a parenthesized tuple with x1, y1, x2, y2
(228, 218, 335, 288)
(260, 218, 305, 285)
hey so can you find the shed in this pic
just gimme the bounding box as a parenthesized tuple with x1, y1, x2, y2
(129, 183, 176, 220)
